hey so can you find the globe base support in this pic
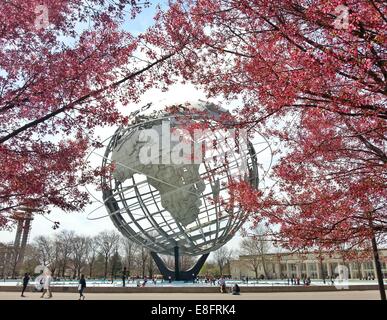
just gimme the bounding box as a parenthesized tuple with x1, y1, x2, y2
(151, 247, 209, 281)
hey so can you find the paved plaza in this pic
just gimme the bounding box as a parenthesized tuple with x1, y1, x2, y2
(0, 290, 382, 300)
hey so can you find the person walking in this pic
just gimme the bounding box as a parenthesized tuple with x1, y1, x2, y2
(78, 274, 86, 300)
(21, 273, 30, 297)
(218, 276, 226, 293)
(142, 276, 148, 287)
(40, 270, 53, 299)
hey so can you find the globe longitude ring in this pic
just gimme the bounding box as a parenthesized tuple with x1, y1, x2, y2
(101, 101, 259, 280)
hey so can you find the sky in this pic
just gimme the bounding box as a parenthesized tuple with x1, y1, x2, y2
(0, 2, 276, 253)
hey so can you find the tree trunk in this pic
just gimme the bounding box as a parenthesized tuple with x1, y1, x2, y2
(226, 260, 231, 275)
(89, 263, 93, 278)
(356, 261, 361, 279)
(368, 215, 386, 300)
(127, 260, 131, 277)
(371, 234, 386, 300)
(148, 258, 154, 278)
(261, 257, 267, 278)
(61, 261, 66, 278)
(104, 256, 108, 279)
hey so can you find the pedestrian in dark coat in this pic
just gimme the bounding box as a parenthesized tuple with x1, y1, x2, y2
(78, 274, 86, 300)
(21, 273, 30, 297)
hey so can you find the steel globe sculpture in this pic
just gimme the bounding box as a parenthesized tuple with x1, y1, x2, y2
(101, 101, 260, 280)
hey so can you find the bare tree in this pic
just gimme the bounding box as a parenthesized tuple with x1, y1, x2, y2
(56, 230, 75, 277)
(213, 246, 233, 276)
(110, 246, 122, 280)
(121, 237, 139, 277)
(71, 235, 88, 278)
(240, 225, 272, 279)
(147, 253, 157, 278)
(86, 236, 99, 278)
(21, 244, 40, 274)
(162, 254, 195, 273)
(34, 235, 61, 275)
(96, 231, 120, 279)
(162, 255, 174, 270)
(34, 236, 53, 267)
(138, 247, 149, 278)
(181, 255, 195, 272)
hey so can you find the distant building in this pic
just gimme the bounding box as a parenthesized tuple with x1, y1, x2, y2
(0, 243, 14, 278)
(230, 249, 387, 280)
(0, 209, 34, 278)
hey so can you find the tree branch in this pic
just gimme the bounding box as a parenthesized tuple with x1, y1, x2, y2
(0, 53, 174, 144)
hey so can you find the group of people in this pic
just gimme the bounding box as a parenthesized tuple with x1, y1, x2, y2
(134, 276, 158, 287)
(287, 276, 312, 286)
(361, 274, 376, 281)
(202, 276, 228, 286)
(20, 271, 87, 300)
(122, 269, 165, 287)
(124, 272, 242, 295)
